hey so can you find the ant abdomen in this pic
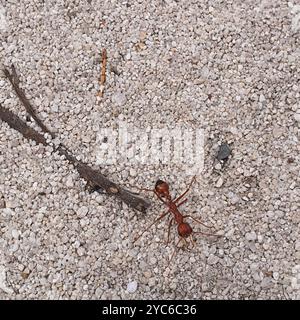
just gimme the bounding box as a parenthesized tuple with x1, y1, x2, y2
(178, 223, 193, 238)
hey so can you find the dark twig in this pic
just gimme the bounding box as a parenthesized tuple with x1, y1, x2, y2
(11, 64, 19, 86)
(3, 66, 54, 138)
(1, 67, 150, 213)
(0, 104, 47, 145)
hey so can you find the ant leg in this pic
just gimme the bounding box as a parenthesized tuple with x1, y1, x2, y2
(133, 210, 170, 243)
(181, 237, 194, 252)
(177, 198, 188, 207)
(174, 175, 196, 204)
(139, 187, 155, 193)
(168, 237, 182, 266)
(133, 186, 155, 194)
(124, 186, 155, 197)
(190, 236, 196, 248)
(166, 218, 174, 246)
(182, 237, 192, 252)
(183, 215, 214, 229)
(193, 231, 219, 237)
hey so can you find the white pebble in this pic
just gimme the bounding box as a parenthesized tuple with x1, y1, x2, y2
(207, 254, 219, 265)
(149, 257, 157, 265)
(215, 177, 224, 188)
(291, 277, 298, 289)
(252, 272, 262, 282)
(259, 94, 266, 102)
(127, 280, 138, 293)
(112, 92, 126, 106)
(294, 112, 300, 122)
(273, 272, 279, 281)
(50, 104, 59, 113)
(10, 243, 19, 252)
(44, 166, 53, 173)
(215, 163, 222, 170)
(65, 176, 74, 188)
(78, 206, 89, 217)
(291, 265, 300, 274)
(1, 208, 14, 217)
(245, 231, 257, 241)
(257, 235, 263, 243)
(227, 192, 240, 205)
(5, 200, 18, 209)
(76, 247, 85, 256)
(11, 229, 19, 239)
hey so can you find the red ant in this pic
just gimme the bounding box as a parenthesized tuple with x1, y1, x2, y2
(133, 176, 217, 263)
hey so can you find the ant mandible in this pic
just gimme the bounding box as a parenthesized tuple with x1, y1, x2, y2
(133, 176, 217, 262)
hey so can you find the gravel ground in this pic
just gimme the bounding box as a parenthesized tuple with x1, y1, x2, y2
(0, 0, 299, 299)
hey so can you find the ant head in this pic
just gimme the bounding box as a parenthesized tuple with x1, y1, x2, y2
(178, 222, 193, 238)
(155, 180, 170, 198)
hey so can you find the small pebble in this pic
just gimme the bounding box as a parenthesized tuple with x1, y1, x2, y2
(11, 229, 19, 239)
(207, 254, 219, 265)
(273, 272, 279, 281)
(76, 247, 85, 256)
(245, 231, 257, 241)
(127, 281, 138, 293)
(217, 143, 231, 161)
(215, 163, 222, 170)
(227, 191, 240, 204)
(10, 243, 19, 252)
(294, 112, 300, 122)
(78, 206, 89, 217)
(215, 177, 224, 188)
(149, 257, 157, 265)
(112, 92, 126, 106)
(65, 176, 74, 188)
(261, 277, 274, 289)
